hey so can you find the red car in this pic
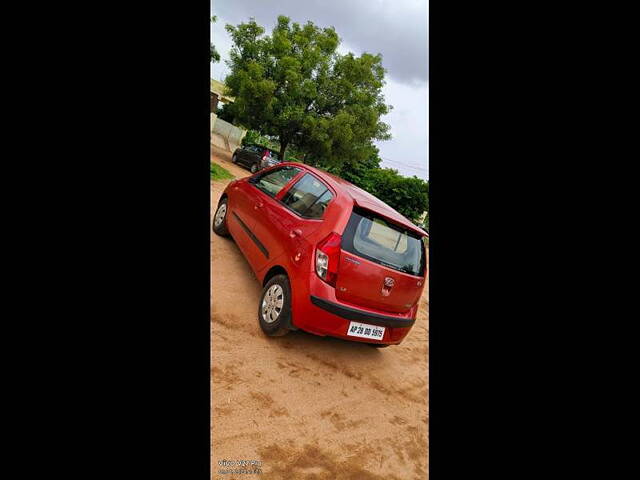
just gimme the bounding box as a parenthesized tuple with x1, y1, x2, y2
(212, 162, 428, 347)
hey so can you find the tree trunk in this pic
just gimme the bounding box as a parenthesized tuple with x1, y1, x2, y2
(279, 138, 289, 162)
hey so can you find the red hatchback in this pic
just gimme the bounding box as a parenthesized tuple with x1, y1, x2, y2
(212, 162, 428, 347)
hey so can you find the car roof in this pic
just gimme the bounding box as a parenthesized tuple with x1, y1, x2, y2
(246, 144, 279, 153)
(280, 162, 428, 237)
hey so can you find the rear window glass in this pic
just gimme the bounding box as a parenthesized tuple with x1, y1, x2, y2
(281, 173, 333, 218)
(252, 166, 301, 197)
(342, 209, 425, 276)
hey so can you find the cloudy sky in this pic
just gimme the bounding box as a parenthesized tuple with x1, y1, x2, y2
(211, 0, 428, 180)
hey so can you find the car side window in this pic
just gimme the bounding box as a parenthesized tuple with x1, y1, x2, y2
(251, 166, 301, 197)
(281, 173, 333, 219)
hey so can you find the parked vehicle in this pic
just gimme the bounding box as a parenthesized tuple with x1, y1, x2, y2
(231, 144, 281, 173)
(212, 163, 428, 347)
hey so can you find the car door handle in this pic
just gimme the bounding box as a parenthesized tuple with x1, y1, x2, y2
(289, 229, 302, 238)
(254, 202, 263, 210)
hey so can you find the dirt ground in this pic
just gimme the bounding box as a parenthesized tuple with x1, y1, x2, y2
(211, 144, 429, 480)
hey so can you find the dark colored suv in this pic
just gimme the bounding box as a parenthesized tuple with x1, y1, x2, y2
(232, 144, 281, 173)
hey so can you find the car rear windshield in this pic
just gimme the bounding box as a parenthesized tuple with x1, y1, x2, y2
(342, 208, 426, 276)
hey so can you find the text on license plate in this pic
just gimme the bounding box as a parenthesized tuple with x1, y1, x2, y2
(347, 321, 385, 340)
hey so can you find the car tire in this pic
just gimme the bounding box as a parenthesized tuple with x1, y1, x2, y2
(250, 162, 259, 174)
(212, 198, 230, 237)
(258, 274, 292, 337)
(231, 153, 238, 164)
(369, 343, 391, 348)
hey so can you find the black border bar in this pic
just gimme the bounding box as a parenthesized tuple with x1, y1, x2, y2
(310, 295, 416, 328)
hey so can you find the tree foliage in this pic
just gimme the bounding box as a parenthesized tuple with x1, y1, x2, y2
(359, 167, 428, 225)
(215, 102, 235, 123)
(323, 149, 428, 225)
(210, 16, 220, 63)
(222, 15, 427, 226)
(323, 145, 382, 187)
(223, 16, 391, 163)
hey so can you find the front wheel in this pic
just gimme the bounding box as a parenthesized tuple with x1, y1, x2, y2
(212, 198, 230, 237)
(250, 162, 259, 174)
(258, 274, 292, 337)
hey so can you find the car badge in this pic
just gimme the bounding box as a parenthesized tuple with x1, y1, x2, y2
(382, 277, 395, 296)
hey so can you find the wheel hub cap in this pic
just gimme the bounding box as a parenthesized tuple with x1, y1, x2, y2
(261, 284, 284, 324)
(214, 204, 227, 227)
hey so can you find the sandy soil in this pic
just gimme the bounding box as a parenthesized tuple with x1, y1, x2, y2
(211, 144, 429, 480)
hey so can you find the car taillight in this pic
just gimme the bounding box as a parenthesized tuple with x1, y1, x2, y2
(315, 232, 341, 287)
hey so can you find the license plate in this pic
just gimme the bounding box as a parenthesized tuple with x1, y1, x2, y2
(346, 321, 385, 340)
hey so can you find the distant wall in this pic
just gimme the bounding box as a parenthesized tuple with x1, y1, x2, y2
(211, 114, 246, 151)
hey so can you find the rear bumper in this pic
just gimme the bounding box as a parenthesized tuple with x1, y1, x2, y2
(291, 275, 416, 345)
(309, 296, 416, 328)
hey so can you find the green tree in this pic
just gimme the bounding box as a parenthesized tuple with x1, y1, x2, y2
(215, 102, 235, 123)
(210, 16, 220, 63)
(323, 146, 382, 188)
(321, 148, 428, 226)
(362, 168, 429, 224)
(224, 16, 391, 163)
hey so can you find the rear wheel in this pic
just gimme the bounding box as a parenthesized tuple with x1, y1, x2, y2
(250, 162, 259, 174)
(212, 198, 230, 237)
(231, 153, 238, 164)
(258, 274, 291, 337)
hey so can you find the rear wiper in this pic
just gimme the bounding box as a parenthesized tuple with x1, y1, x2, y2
(377, 260, 398, 270)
